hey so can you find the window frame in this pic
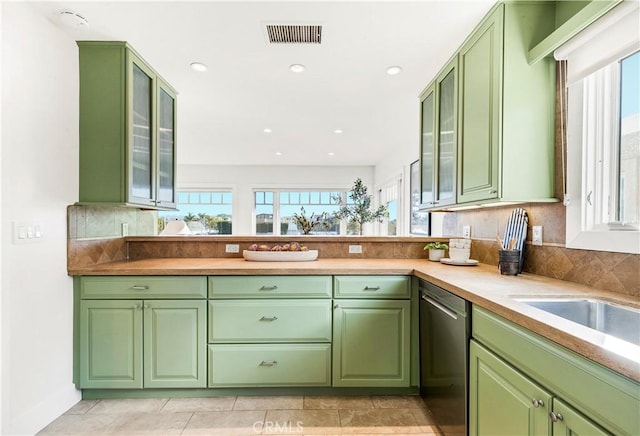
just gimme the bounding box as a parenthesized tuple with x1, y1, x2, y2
(252, 188, 347, 236)
(560, 2, 640, 254)
(565, 56, 639, 254)
(159, 188, 234, 235)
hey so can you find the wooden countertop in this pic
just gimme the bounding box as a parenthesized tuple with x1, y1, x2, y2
(69, 257, 640, 382)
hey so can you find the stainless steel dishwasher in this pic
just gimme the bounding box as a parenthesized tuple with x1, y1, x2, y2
(419, 280, 470, 435)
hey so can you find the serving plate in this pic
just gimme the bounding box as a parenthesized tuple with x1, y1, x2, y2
(243, 250, 318, 262)
(440, 258, 479, 266)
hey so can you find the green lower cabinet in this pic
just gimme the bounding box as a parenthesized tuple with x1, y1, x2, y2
(473, 306, 638, 435)
(209, 299, 331, 343)
(551, 398, 610, 436)
(143, 300, 207, 388)
(79, 299, 206, 389)
(208, 343, 332, 387)
(470, 340, 552, 436)
(332, 299, 411, 387)
(80, 300, 143, 389)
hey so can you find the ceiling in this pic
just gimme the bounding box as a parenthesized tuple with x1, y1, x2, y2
(33, 0, 496, 167)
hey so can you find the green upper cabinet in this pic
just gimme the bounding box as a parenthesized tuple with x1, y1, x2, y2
(456, 2, 557, 206)
(420, 56, 457, 210)
(420, 85, 435, 207)
(78, 41, 177, 210)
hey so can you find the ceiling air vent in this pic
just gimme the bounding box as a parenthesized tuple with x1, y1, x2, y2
(266, 25, 322, 44)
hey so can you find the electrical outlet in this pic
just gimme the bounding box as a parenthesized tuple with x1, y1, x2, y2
(532, 226, 543, 246)
(348, 245, 363, 254)
(462, 225, 471, 238)
(226, 244, 240, 253)
(121, 222, 129, 237)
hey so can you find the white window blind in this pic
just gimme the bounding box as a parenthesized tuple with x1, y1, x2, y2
(554, 0, 639, 85)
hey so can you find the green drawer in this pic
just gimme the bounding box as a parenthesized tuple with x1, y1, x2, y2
(208, 343, 331, 387)
(208, 275, 332, 298)
(333, 275, 411, 299)
(80, 276, 207, 299)
(209, 300, 331, 343)
(473, 306, 640, 436)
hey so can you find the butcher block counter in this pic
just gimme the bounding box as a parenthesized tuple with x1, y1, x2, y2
(69, 257, 639, 382)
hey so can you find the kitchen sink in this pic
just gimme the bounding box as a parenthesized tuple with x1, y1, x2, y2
(515, 297, 640, 347)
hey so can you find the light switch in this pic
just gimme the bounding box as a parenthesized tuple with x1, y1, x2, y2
(13, 221, 43, 244)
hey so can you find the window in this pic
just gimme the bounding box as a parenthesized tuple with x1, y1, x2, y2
(159, 191, 233, 234)
(558, 1, 639, 253)
(410, 160, 430, 235)
(378, 178, 402, 236)
(255, 190, 342, 235)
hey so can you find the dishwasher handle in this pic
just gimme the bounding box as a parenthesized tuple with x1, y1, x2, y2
(421, 294, 458, 320)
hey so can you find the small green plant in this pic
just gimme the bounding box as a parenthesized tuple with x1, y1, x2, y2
(292, 206, 330, 235)
(424, 242, 448, 250)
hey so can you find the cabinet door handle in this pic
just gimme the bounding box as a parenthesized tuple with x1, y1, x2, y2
(489, 190, 497, 195)
(259, 285, 278, 291)
(549, 412, 564, 422)
(531, 399, 544, 408)
(363, 286, 380, 291)
(259, 360, 277, 367)
(259, 316, 278, 321)
(131, 285, 149, 290)
(334, 304, 339, 309)
(134, 303, 142, 310)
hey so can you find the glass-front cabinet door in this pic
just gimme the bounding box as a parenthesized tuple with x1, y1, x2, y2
(157, 81, 177, 209)
(435, 59, 457, 208)
(419, 56, 457, 211)
(129, 53, 155, 206)
(420, 85, 436, 207)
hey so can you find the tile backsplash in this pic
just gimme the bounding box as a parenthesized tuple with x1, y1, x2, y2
(68, 205, 157, 239)
(443, 203, 639, 297)
(67, 205, 157, 269)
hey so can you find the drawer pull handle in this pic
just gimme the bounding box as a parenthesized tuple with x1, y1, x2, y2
(363, 286, 380, 291)
(531, 399, 544, 408)
(131, 285, 149, 290)
(259, 360, 277, 367)
(259, 316, 278, 321)
(259, 285, 278, 291)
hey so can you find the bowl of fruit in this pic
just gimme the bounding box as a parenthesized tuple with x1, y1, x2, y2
(243, 242, 318, 261)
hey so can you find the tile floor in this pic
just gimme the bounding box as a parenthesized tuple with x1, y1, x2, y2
(37, 395, 445, 435)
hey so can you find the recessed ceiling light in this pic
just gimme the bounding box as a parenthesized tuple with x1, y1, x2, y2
(328, 152, 336, 156)
(289, 64, 306, 73)
(59, 10, 89, 28)
(386, 66, 403, 76)
(190, 62, 208, 72)
(275, 152, 282, 156)
(263, 128, 272, 133)
(333, 129, 343, 134)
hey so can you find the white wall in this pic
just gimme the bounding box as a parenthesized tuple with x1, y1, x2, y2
(1, 3, 80, 434)
(178, 164, 375, 235)
(373, 96, 422, 235)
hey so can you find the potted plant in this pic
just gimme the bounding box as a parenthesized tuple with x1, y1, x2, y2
(424, 241, 448, 261)
(333, 178, 389, 235)
(292, 206, 330, 235)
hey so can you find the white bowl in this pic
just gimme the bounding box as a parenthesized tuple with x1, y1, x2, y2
(449, 247, 470, 261)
